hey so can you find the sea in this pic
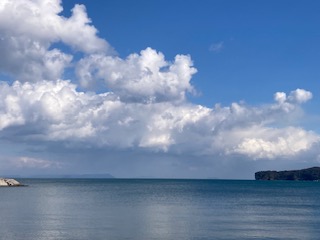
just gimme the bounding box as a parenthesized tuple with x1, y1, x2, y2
(1, 179, 320, 240)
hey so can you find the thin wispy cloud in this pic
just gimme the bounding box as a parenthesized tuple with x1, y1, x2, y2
(209, 41, 224, 52)
(14, 157, 62, 169)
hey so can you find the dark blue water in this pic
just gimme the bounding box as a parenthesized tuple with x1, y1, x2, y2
(1, 179, 320, 240)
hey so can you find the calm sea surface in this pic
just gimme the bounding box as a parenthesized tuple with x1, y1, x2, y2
(0, 179, 320, 240)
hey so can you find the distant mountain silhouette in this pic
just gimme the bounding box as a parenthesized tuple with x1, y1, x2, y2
(14, 173, 115, 179)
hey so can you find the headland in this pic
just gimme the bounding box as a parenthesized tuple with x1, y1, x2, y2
(255, 167, 320, 181)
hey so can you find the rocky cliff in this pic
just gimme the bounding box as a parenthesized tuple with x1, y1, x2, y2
(255, 167, 320, 181)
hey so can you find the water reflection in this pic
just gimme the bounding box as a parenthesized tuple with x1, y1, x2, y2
(0, 179, 320, 239)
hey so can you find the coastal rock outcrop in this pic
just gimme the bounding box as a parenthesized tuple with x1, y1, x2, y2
(255, 167, 320, 181)
(0, 178, 22, 186)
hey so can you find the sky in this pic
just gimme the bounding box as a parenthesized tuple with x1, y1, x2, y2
(0, 0, 320, 179)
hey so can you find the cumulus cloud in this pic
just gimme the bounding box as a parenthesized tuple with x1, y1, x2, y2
(0, 80, 206, 149)
(0, 79, 317, 161)
(0, 0, 113, 82)
(274, 89, 312, 105)
(0, 0, 319, 177)
(76, 48, 197, 103)
(288, 88, 313, 103)
(230, 127, 319, 159)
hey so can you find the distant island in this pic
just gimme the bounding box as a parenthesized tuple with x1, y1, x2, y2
(255, 167, 320, 181)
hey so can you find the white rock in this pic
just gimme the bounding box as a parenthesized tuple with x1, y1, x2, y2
(0, 179, 8, 186)
(0, 178, 21, 186)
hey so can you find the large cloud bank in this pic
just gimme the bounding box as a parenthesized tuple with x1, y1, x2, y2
(0, 0, 319, 176)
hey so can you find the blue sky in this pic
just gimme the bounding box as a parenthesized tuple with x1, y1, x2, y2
(63, 0, 320, 107)
(0, 0, 320, 178)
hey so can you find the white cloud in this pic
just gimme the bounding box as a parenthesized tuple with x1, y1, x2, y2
(0, 79, 317, 161)
(0, 80, 207, 149)
(76, 48, 197, 103)
(274, 92, 287, 103)
(0, 36, 73, 82)
(288, 88, 313, 103)
(274, 89, 313, 105)
(0, 0, 113, 82)
(230, 127, 319, 159)
(272, 89, 312, 113)
(0, 0, 110, 54)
